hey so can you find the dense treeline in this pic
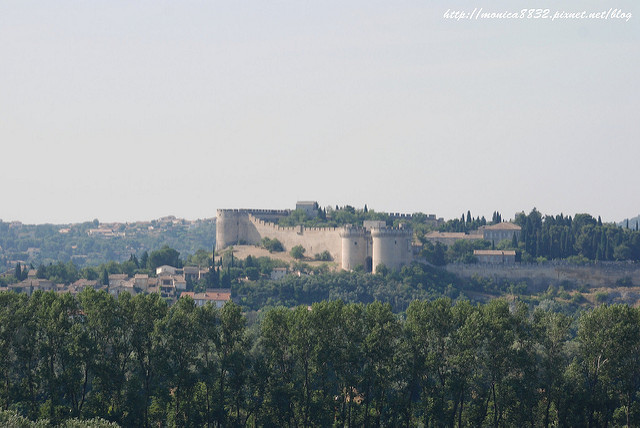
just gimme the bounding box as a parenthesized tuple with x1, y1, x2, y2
(514, 209, 640, 262)
(3, 291, 640, 427)
(434, 209, 640, 263)
(278, 205, 437, 236)
(437, 210, 490, 233)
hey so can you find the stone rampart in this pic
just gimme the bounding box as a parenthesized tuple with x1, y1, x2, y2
(371, 227, 414, 273)
(340, 227, 369, 271)
(445, 261, 640, 292)
(247, 214, 343, 261)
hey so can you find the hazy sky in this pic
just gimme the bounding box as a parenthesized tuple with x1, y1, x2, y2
(1, 0, 638, 224)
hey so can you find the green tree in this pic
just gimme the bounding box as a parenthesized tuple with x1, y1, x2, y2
(101, 268, 109, 286)
(261, 238, 284, 253)
(129, 293, 168, 428)
(532, 309, 572, 428)
(147, 246, 181, 271)
(290, 245, 305, 260)
(14, 262, 23, 281)
(578, 304, 640, 427)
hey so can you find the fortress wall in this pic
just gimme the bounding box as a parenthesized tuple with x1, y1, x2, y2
(341, 228, 369, 271)
(445, 262, 640, 292)
(216, 209, 292, 250)
(247, 214, 343, 261)
(371, 229, 413, 273)
(216, 210, 240, 250)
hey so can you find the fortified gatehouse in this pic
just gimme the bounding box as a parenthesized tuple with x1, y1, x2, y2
(215, 205, 414, 273)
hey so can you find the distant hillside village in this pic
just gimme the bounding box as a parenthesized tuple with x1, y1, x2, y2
(2, 263, 231, 307)
(0, 216, 216, 270)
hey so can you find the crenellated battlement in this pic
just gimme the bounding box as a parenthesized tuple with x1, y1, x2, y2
(370, 227, 414, 238)
(340, 226, 367, 238)
(247, 214, 340, 233)
(388, 213, 414, 219)
(218, 208, 291, 216)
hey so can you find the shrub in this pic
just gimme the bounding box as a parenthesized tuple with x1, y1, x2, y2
(571, 292, 586, 304)
(314, 251, 333, 261)
(290, 245, 306, 260)
(261, 237, 284, 253)
(594, 291, 609, 303)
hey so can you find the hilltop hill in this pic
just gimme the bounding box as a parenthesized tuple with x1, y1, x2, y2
(618, 215, 640, 230)
(0, 216, 215, 270)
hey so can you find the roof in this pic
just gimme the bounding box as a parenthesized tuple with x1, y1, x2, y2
(181, 291, 231, 301)
(482, 222, 521, 231)
(157, 265, 177, 270)
(72, 279, 99, 287)
(473, 250, 516, 256)
(424, 232, 482, 239)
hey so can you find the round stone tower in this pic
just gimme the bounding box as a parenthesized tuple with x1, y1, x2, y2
(216, 209, 240, 251)
(371, 226, 413, 273)
(340, 226, 369, 271)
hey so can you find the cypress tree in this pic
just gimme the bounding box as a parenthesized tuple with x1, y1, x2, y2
(14, 262, 22, 280)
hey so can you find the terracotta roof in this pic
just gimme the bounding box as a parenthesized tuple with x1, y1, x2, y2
(482, 223, 521, 231)
(72, 279, 99, 287)
(425, 232, 482, 239)
(473, 250, 516, 256)
(181, 291, 231, 301)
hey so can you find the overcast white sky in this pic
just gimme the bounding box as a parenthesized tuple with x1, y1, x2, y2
(1, 0, 638, 224)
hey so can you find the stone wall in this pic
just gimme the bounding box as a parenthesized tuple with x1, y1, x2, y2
(371, 228, 413, 273)
(247, 214, 344, 261)
(445, 262, 640, 292)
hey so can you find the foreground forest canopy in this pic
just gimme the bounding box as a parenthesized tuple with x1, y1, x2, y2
(2, 291, 640, 427)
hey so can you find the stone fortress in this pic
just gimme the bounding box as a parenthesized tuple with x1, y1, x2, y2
(216, 202, 417, 273)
